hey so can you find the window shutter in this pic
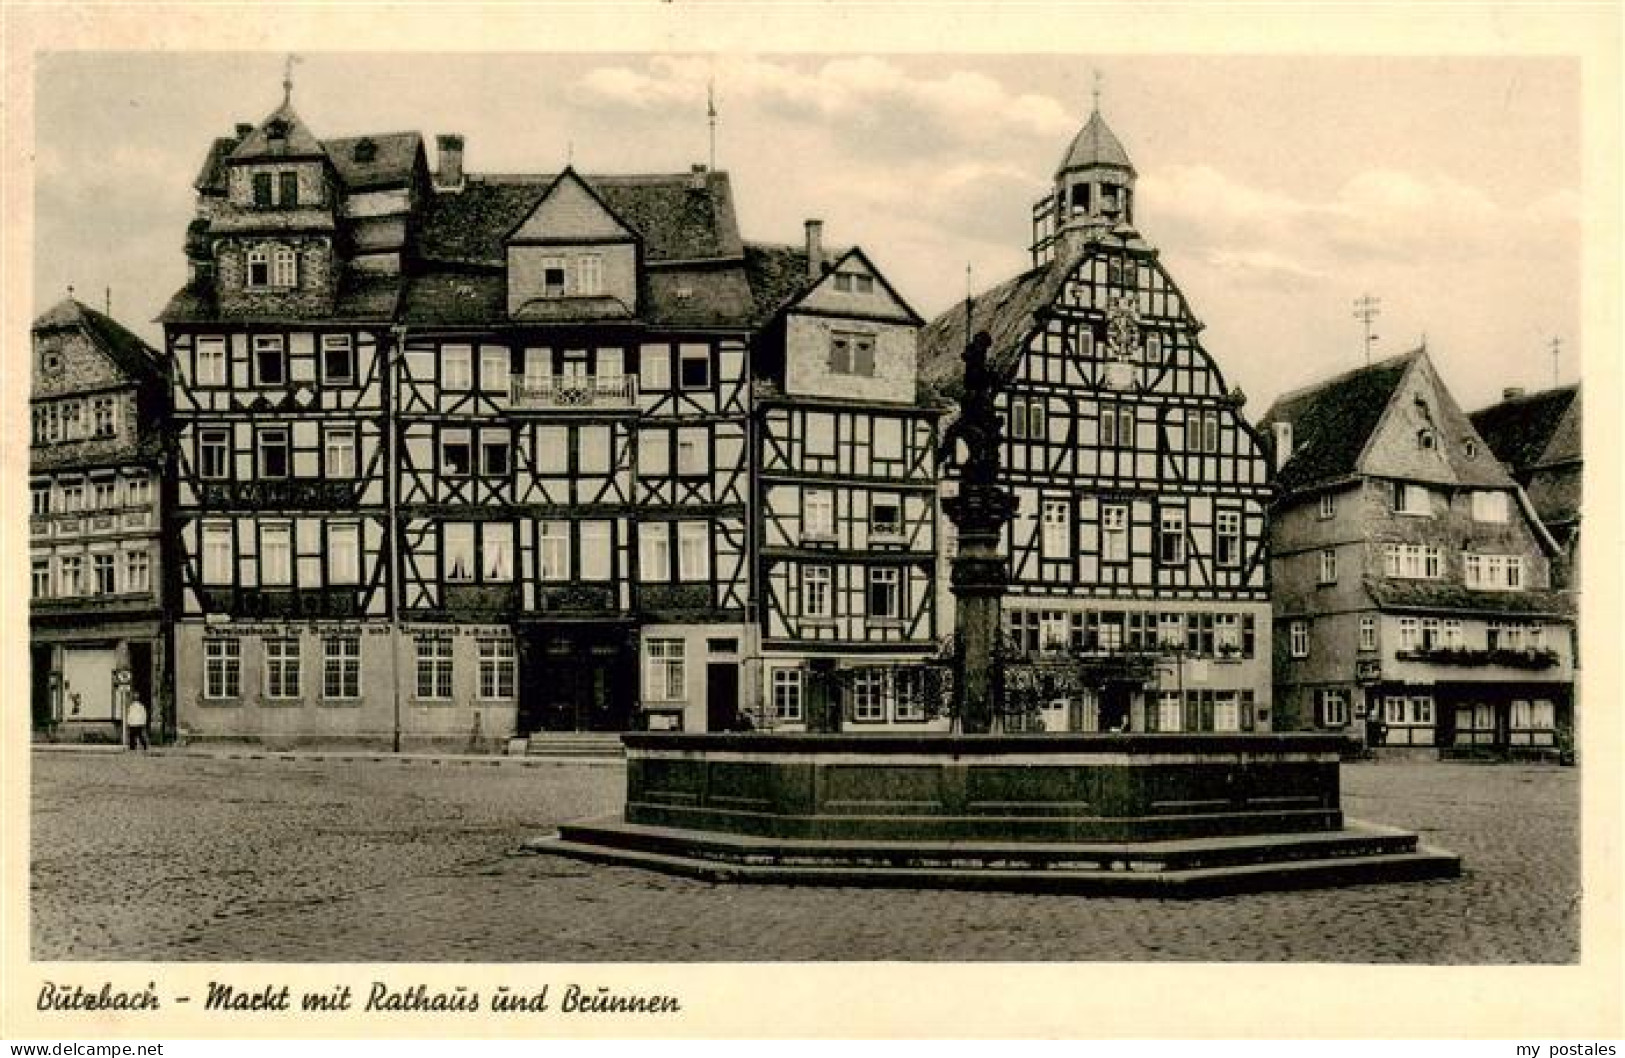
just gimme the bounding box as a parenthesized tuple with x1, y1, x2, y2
(1241, 692, 1255, 731)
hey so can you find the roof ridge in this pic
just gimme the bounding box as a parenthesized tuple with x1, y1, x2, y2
(1469, 382, 1580, 412)
(1268, 347, 1423, 410)
(323, 130, 422, 142)
(468, 171, 725, 186)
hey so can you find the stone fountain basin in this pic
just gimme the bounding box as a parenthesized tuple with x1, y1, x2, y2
(525, 733, 1460, 895)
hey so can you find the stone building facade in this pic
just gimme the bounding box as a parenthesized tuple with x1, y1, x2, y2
(29, 298, 171, 742)
(1261, 349, 1575, 756)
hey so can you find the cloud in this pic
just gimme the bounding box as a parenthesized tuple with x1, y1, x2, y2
(1142, 161, 1575, 280)
(570, 55, 1074, 156)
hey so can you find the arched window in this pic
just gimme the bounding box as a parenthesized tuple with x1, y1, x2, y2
(272, 246, 298, 288)
(246, 245, 270, 288)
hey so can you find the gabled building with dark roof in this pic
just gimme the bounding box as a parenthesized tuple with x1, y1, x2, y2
(160, 90, 938, 744)
(1259, 349, 1575, 757)
(1469, 383, 1581, 585)
(919, 104, 1275, 735)
(30, 298, 172, 742)
(746, 226, 943, 730)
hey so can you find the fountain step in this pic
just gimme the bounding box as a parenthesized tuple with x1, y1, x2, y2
(523, 817, 1460, 896)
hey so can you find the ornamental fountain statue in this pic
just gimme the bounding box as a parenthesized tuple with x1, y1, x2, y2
(938, 329, 1020, 735)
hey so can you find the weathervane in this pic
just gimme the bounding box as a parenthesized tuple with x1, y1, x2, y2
(283, 54, 301, 106)
(707, 78, 718, 172)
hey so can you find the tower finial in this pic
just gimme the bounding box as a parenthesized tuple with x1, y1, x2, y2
(282, 53, 299, 106)
(1092, 69, 1103, 114)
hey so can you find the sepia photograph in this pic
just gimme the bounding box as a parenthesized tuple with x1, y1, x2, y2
(5, 3, 1621, 1042)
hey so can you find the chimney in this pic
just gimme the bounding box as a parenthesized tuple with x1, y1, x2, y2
(436, 134, 465, 190)
(235, 123, 253, 140)
(1502, 386, 1526, 401)
(1271, 421, 1294, 461)
(688, 163, 708, 192)
(805, 219, 824, 280)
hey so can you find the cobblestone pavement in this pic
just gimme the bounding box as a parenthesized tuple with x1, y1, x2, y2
(31, 752, 1578, 963)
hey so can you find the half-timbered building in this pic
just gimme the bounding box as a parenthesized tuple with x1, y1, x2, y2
(162, 98, 403, 743)
(162, 89, 933, 743)
(1262, 350, 1576, 757)
(920, 104, 1274, 734)
(30, 298, 171, 742)
(394, 162, 758, 736)
(746, 225, 942, 731)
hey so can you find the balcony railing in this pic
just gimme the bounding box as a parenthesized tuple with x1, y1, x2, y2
(510, 374, 637, 410)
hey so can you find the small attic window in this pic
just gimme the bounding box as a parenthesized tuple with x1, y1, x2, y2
(1464, 440, 1478, 459)
(833, 272, 874, 294)
(353, 138, 377, 163)
(1417, 428, 1436, 451)
(265, 119, 289, 144)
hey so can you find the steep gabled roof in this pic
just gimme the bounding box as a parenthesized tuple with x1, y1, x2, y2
(228, 101, 328, 162)
(742, 243, 818, 327)
(743, 244, 922, 329)
(397, 262, 757, 330)
(34, 298, 164, 382)
(1261, 348, 1517, 496)
(919, 240, 1089, 389)
(1258, 351, 1418, 494)
(193, 135, 242, 193)
(324, 132, 423, 191)
(503, 166, 637, 245)
(418, 170, 743, 268)
(1469, 384, 1581, 472)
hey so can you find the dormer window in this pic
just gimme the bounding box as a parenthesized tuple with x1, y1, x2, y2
(353, 138, 377, 163)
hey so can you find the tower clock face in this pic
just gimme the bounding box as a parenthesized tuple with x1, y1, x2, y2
(1106, 294, 1140, 361)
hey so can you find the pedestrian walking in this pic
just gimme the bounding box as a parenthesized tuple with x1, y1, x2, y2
(126, 696, 149, 752)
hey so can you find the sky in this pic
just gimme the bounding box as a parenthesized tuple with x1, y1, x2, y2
(32, 52, 1580, 415)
